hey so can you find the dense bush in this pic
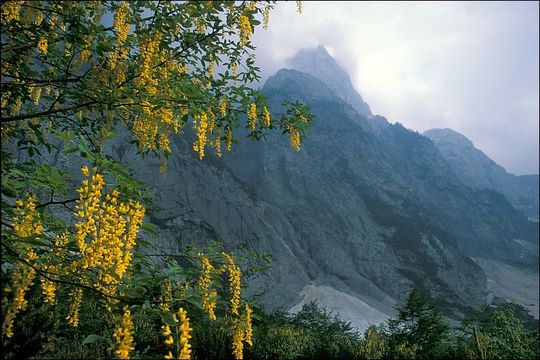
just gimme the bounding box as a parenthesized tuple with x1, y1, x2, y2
(247, 303, 363, 360)
(1, 1, 310, 359)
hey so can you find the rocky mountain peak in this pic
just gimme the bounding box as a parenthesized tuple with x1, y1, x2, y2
(286, 45, 373, 117)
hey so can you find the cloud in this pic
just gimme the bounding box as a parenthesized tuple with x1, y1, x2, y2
(252, 1, 539, 175)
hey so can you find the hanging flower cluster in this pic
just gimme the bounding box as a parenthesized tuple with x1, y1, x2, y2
(73, 166, 145, 300)
(248, 103, 257, 131)
(13, 194, 43, 237)
(2, 194, 42, 338)
(223, 252, 241, 316)
(113, 306, 135, 359)
(163, 307, 192, 360)
(197, 253, 217, 320)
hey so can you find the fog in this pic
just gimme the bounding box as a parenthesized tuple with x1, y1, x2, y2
(251, 1, 539, 175)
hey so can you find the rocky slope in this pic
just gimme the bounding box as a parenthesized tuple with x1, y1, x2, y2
(424, 128, 539, 220)
(47, 46, 538, 327)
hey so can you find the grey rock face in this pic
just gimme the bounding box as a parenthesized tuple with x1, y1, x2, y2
(424, 128, 539, 220)
(223, 69, 493, 313)
(99, 67, 491, 317)
(41, 47, 538, 323)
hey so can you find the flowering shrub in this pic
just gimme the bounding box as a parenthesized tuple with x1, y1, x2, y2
(1, 1, 308, 359)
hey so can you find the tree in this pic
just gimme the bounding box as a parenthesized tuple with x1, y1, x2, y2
(1, 1, 312, 163)
(1, 1, 311, 359)
(458, 303, 539, 360)
(386, 288, 451, 359)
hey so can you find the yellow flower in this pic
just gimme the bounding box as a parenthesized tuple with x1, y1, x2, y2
(1, 91, 9, 109)
(33, 9, 44, 25)
(113, 2, 131, 44)
(113, 306, 135, 359)
(178, 307, 192, 359)
(197, 253, 217, 320)
(32, 87, 42, 106)
(13, 193, 42, 237)
(223, 252, 241, 316)
(73, 167, 145, 297)
(246, 0, 256, 11)
(2, 261, 36, 338)
(238, 15, 253, 47)
(193, 111, 209, 160)
(40, 276, 56, 304)
(207, 61, 215, 78)
(2, 0, 23, 22)
(262, 106, 271, 127)
(220, 96, 227, 116)
(162, 324, 172, 337)
(160, 280, 172, 312)
(225, 127, 233, 152)
(288, 123, 301, 151)
(196, 17, 205, 33)
(245, 304, 253, 346)
(11, 97, 22, 116)
(139, 33, 161, 83)
(66, 288, 83, 327)
(208, 108, 215, 134)
(247, 103, 257, 131)
(132, 111, 159, 152)
(158, 133, 171, 153)
(37, 38, 48, 55)
(214, 133, 222, 158)
(263, 7, 270, 29)
(80, 35, 92, 63)
(232, 321, 244, 360)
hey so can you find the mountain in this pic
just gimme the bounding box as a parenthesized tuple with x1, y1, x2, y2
(48, 46, 539, 328)
(287, 45, 373, 118)
(424, 128, 539, 221)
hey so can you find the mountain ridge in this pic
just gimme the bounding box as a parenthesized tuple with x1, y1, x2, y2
(424, 128, 539, 220)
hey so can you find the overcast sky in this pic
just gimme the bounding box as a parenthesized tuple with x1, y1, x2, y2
(251, 1, 539, 175)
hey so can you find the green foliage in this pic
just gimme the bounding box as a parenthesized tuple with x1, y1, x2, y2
(458, 303, 539, 360)
(386, 288, 451, 359)
(379, 289, 539, 360)
(1, 0, 313, 165)
(1, 1, 312, 358)
(248, 302, 363, 360)
(360, 325, 387, 359)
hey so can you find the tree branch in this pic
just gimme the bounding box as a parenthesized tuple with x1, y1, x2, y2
(36, 197, 79, 209)
(1, 74, 81, 84)
(1, 242, 144, 305)
(1, 100, 98, 123)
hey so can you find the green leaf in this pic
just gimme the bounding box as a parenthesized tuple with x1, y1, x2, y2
(141, 222, 159, 236)
(162, 311, 176, 327)
(20, 237, 49, 247)
(64, 145, 79, 154)
(142, 299, 151, 311)
(82, 334, 103, 345)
